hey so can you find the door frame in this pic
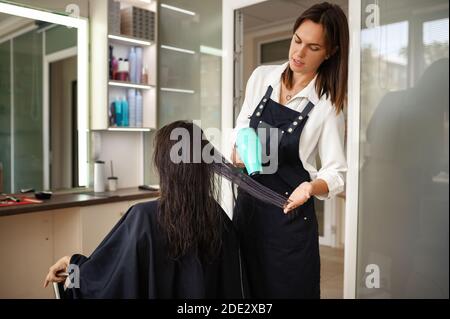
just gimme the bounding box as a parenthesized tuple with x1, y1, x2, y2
(343, 0, 361, 299)
(222, 0, 362, 299)
(221, 0, 268, 217)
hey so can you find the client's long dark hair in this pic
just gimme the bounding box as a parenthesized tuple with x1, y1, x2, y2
(154, 121, 222, 260)
(154, 121, 290, 260)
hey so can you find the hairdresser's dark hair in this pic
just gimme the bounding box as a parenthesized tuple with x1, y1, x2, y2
(153, 121, 222, 260)
(282, 2, 349, 113)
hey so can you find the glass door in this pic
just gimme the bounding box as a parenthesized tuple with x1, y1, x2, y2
(356, 0, 449, 298)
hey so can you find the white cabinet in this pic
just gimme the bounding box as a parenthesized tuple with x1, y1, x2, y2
(90, 0, 158, 131)
(0, 198, 156, 298)
(0, 211, 54, 298)
(78, 201, 131, 256)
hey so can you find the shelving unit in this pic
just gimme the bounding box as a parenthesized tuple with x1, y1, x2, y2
(90, 0, 157, 131)
(108, 34, 153, 46)
(108, 80, 154, 89)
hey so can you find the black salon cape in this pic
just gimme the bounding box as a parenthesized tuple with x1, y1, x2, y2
(63, 200, 244, 299)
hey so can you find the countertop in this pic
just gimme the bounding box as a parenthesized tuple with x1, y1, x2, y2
(0, 187, 160, 217)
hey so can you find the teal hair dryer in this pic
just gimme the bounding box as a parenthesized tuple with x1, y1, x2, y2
(236, 127, 263, 176)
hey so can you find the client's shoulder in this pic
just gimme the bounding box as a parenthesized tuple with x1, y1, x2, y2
(126, 199, 160, 223)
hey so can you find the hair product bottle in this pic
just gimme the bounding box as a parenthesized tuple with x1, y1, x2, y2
(122, 96, 129, 127)
(136, 90, 143, 127)
(114, 97, 122, 126)
(135, 47, 143, 84)
(128, 89, 136, 127)
(129, 47, 136, 83)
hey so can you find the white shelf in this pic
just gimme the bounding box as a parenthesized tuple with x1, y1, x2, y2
(160, 3, 196, 16)
(161, 87, 195, 94)
(161, 44, 195, 55)
(108, 34, 153, 46)
(119, 0, 154, 8)
(109, 81, 154, 89)
(107, 127, 151, 132)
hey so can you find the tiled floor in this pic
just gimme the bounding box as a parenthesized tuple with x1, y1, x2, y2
(320, 245, 344, 299)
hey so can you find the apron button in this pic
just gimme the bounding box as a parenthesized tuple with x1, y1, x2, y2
(293, 121, 298, 126)
(256, 112, 261, 116)
(299, 116, 303, 120)
(304, 217, 308, 220)
(285, 192, 289, 195)
(288, 128, 293, 133)
(281, 130, 285, 134)
(259, 105, 264, 109)
(263, 98, 267, 102)
(259, 120, 262, 124)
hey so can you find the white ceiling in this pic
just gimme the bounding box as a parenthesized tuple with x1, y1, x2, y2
(0, 12, 11, 22)
(0, 14, 34, 39)
(241, 0, 349, 32)
(241, 0, 449, 32)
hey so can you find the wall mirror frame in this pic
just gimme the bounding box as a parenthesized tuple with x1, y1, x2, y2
(0, 2, 89, 191)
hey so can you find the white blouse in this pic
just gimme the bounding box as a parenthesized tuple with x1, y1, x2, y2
(232, 62, 347, 200)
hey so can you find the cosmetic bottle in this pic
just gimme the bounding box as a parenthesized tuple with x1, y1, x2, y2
(123, 59, 130, 82)
(136, 91, 143, 127)
(135, 47, 143, 83)
(122, 96, 129, 127)
(94, 160, 106, 193)
(129, 47, 136, 83)
(141, 65, 148, 85)
(128, 89, 136, 127)
(109, 45, 113, 79)
(114, 97, 122, 126)
(109, 100, 116, 126)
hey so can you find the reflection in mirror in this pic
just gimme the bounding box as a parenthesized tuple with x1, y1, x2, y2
(49, 49, 78, 190)
(0, 3, 88, 193)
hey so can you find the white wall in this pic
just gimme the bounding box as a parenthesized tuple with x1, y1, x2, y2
(243, 23, 291, 85)
(91, 131, 144, 189)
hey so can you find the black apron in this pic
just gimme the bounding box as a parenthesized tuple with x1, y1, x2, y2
(234, 85, 320, 299)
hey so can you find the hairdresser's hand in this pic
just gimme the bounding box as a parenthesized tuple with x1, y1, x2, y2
(283, 182, 313, 214)
(43, 255, 71, 288)
(231, 146, 245, 168)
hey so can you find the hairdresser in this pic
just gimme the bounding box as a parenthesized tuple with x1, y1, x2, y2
(231, 2, 348, 298)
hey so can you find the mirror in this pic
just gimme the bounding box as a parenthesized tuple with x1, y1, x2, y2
(0, 2, 88, 193)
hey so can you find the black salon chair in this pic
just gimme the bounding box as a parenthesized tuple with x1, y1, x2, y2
(52, 282, 66, 299)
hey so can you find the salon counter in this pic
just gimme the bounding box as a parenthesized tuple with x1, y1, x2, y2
(0, 188, 159, 298)
(0, 187, 159, 217)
